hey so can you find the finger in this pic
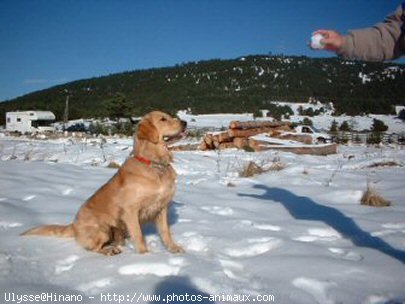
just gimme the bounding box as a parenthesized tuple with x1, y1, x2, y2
(321, 37, 336, 44)
(324, 45, 338, 51)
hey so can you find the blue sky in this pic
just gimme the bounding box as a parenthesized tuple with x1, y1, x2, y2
(0, 0, 402, 101)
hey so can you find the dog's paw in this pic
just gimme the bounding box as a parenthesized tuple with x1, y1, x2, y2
(137, 246, 149, 255)
(100, 246, 122, 256)
(168, 244, 185, 254)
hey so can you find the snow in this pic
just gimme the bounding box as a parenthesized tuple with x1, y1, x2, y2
(1, 113, 405, 303)
(177, 110, 254, 129)
(359, 72, 372, 84)
(270, 101, 405, 133)
(251, 133, 320, 147)
(310, 34, 324, 49)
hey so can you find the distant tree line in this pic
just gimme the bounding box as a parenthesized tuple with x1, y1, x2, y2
(0, 55, 404, 125)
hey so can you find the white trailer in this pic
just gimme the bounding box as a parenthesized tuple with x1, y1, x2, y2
(6, 111, 56, 134)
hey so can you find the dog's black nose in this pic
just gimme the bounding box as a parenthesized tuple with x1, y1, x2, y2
(181, 120, 187, 129)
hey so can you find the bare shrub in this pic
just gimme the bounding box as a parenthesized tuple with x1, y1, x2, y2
(24, 149, 33, 161)
(239, 161, 264, 177)
(238, 158, 286, 178)
(268, 162, 286, 171)
(361, 184, 391, 207)
(9, 145, 17, 160)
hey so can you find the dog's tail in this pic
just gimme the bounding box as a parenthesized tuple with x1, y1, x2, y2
(21, 224, 74, 238)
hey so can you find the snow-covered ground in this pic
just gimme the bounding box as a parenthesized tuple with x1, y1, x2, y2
(1, 117, 405, 303)
(177, 105, 405, 134)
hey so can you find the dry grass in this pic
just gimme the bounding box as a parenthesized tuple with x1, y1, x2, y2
(238, 159, 286, 178)
(367, 161, 400, 168)
(268, 162, 287, 171)
(106, 161, 121, 169)
(361, 185, 391, 207)
(239, 161, 264, 177)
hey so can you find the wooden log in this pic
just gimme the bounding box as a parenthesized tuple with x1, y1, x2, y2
(274, 125, 292, 132)
(169, 143, 200, 151)
(199, 141, 208, 151)
(272, 144, 338, 155)
(203, 134, 214, 149)
(278, 134, 313, 145)
(229, 120, 291, 130)
(211, 132, 232, 147)
(248, 138, 337, 155)
(213, 137, 220, 148)
(233, 137, 249, 149)
(228, 127, 273, 138)
(218, 142, 236, 150)
(218, 132, 232, 143)
(248, 138, 282, 152)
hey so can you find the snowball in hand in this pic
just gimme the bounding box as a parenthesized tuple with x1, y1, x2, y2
(310, 34, 325, 49)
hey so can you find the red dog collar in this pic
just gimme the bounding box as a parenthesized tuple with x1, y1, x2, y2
(135, 155, 152, 166)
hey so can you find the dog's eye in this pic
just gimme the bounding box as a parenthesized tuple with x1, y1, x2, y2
(160, 117, 167, 122)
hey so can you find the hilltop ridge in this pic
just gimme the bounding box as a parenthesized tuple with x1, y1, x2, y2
(0, 55, 404, 125)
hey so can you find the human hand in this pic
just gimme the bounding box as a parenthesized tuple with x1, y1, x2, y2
(312, 30, 344, 52)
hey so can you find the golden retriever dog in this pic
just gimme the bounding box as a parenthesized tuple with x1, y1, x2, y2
(22, 111, 187, 256)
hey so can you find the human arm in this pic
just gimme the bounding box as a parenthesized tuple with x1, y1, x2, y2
(313, 4, 405, 61)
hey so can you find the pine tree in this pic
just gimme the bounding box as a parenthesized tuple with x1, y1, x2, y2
(302, 117, 313, 126)
(330, 120, 338, 132)
(371, 118, 388, 132)
(104, 93, 132, 120)
(339, 120, 351, 131)
(398, 109, 405, 122)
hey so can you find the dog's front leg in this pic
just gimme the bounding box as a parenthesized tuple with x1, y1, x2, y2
(122, 210, 148, 254)
(155, 207, 184, 254)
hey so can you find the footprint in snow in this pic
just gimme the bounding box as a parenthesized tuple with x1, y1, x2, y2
(254, 224, 282, 231)
(77, 278, 112, 294)
(294, 228, 341, 243)
(371, 230, 396, 237)
(62, 187, 73, 196)
(185, 178, 207, 185)
(219, 259, 246, 281)
(362, 294, 391, 304)
(178, 218, 192, 223)
(382, 222, 405, 229)
(372, 222, 405, 236)
(0, 253, 11, 275)
(179, 232, 208, 252)
(119, 257, 185, 277)
(238, 220, 282, 232)
(55, 255, 80, 275)
(328, 247, 363, 261)
(22, 195, 36, 201)
(225, 237, 282, 258)
(201, 206, 234, 216)
(0, 221, 23, 231)
(292, 277, 337, 304)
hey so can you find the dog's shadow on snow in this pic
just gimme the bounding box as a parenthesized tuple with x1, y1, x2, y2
(151, 276, 214, 304)
(239, 185, 405, 264)
(143, 201, 182, 236)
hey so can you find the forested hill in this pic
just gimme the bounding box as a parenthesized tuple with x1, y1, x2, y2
(1, 55, 404, 124)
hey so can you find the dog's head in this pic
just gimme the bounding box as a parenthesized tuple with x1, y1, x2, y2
(136, 111, 187, 145)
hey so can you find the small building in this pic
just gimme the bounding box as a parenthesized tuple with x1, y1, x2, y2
(6, 111, 56, 133)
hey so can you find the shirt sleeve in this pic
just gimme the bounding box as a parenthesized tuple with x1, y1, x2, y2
(337, 4, 405, 61)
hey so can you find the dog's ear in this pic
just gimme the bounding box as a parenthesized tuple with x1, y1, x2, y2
(137, 119, 159, 144)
